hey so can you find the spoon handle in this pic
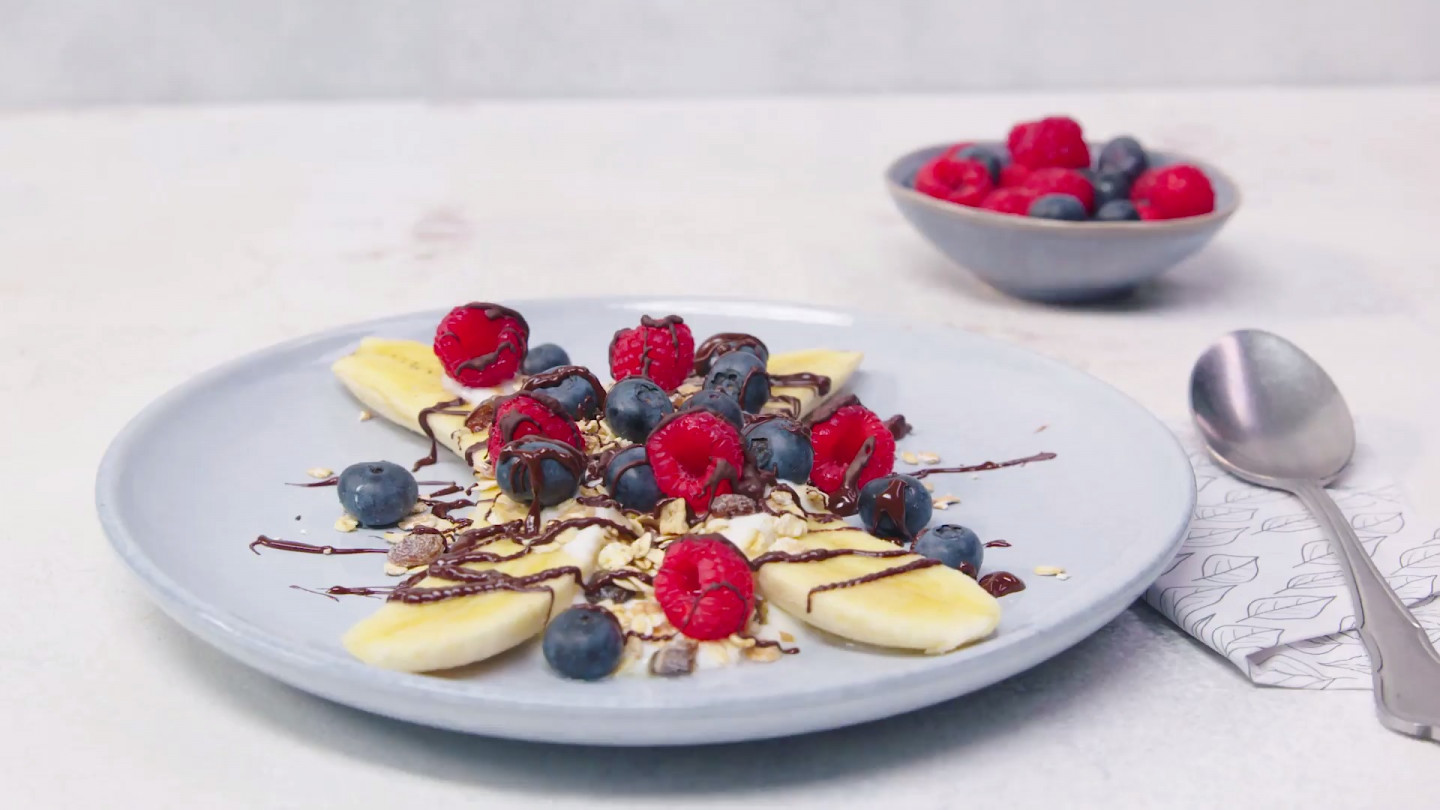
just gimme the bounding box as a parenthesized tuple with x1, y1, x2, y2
(1293, 480, 1440, 739)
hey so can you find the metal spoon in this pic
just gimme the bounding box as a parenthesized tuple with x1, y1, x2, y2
(1190, 329, 1440, 740)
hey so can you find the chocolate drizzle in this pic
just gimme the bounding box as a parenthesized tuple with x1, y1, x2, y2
(290, 584, 395, 601)
(978, 571, 1026, 597)
(802, 393, 859, 426)
(751, 547, 911, 568)
(825, 434, 877, 516)
(912, 452, 1057, 479)
(250, 535, 388, 556)
(388, 565, 584, 609)
(803, 558, 941, 612)
(883, 414, 912, 439)
(522, 365, 608, 411)
(768, 371, 831, 397)
(286, 477, 338, 488)
(413, 397, 468, 472)
(871, 476, 915, 543)
(427, 498, 476, 522)
(740, 635, 800, 655)
(495, 439, 589, 535)
(693, 332, 768, 374)
(984, 539, 1012, 548)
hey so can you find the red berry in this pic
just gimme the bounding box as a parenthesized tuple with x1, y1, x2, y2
(1009, 116, 1090, 170)
(609, 315, 695, 392)
(914, 157, 994, 207)
(980, 187, 1039, 216)
(1136, 203, 1164, 221)
(433, 303, 529, 387)
(1021, 168, 1096, 213)
(999, 162, 1032, 188)
(809, 404, 896, 494)
(484, 392, 582, 465)
(646, 411, 745, 513)
(653, 534, 755, 641)
(1131, 164, 1215, 219)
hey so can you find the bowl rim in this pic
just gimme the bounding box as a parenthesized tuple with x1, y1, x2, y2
(884, 141, 1242, 232)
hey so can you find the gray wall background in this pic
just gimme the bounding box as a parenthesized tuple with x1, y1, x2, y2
(3, 0, 1438, 108)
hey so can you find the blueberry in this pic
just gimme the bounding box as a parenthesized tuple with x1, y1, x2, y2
(522, 343, 570, 375)
(337, 461, 419, 527)
(1097, 136, 1148, 181)
(857, 473, 932, 542)
(704, 351, 770, 413)
(915, 524, 984, 573)
(494, 437, 581, 506)
(603, 445, 663, 512)
(743, 417, 813, 483)
(1095, 200, 1140, 222)
(956, 145, 1002, 184)
(1092, 170, 1132, 208)
(604, 377, 674, 442)
(531, 372, 601, 420)
(680, 389, 744, 431)
(1028, 193, 1088, 221)
(542, 605, 625, 681)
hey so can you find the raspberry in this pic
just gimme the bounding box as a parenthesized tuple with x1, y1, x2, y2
(980, 187, 1039, 216)
(808, 402, 896, 495)
(1131, 165, 1215, 219)
(645, 410, 745, 513)
(913, 157, 994, 207)
(653, 534, 755, 641)
(483, 392, 582, 465)
(1021, 168, 1095, 213)
(609, 315, 695, 392)
(1009, 116, 1090, 170)
(999, 162, 1031, 188)
(433, 303, 529, 387)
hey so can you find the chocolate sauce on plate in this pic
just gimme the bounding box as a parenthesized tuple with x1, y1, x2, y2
(984, 539, 1012, 548)
(978, 571, 1026, 597)
(911, 452, 1057, 479)
(883, 414, 912, 440)
(286, 477, 338, 488)
(250, 535, 388, 556)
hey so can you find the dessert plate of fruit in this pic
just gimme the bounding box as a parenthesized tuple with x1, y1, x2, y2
(97, 297, 1194, 745)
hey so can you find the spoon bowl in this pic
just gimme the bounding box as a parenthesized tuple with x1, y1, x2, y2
(1190, 329, 1355, 485)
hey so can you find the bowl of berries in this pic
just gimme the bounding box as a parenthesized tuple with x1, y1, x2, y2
(886, 116, 1240, 303)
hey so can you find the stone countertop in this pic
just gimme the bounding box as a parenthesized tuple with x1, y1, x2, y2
(5, 87, 1439, 808)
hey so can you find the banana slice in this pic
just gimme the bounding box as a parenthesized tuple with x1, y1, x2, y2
(331, 338, 863, 469)
(740, 525, 1001, 654)
(343, 520, 613, 672)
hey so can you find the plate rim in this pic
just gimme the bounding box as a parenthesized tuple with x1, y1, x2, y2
(96, 296, 1195, 743)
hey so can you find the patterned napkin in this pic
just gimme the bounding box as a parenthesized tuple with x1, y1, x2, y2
(1144, 432, 1440, 689)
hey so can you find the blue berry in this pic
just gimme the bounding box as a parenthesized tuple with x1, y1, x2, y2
(680, 389, 744, 431)
(957, 145, 1003, 184)
(604, 445, 663, 512)
(494, 438, 581, 506)
(337, 461, 418, 527)
(1092, 170, 1132, 208)
(522, 343, 570, 375)
(1028, 193, 1088, 221)
(604, 377, 674, 442)
(857, 473, 932, 542)
(915, 524, 984, 574)
(1095, 200, 1140, 221)
(531, 372, 601, 420)
(704, 351, 770, 413)
(1097, 136, 1148, 181)
(743, 417, 813, 483)
(543, 606, 625, 681)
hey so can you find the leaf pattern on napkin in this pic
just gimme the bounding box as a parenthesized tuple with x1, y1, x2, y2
(1284, 571, 1347, 590)
(1212, 624, 1283, 658)
(1260, 513, 1321, 533)
(1198, 554, 1260, 585)
(1246, 595, 1336, 621)
(1251, 654, 1336, 689)
(1158, 585, 1234, 626)
(1145, 428, 1440, 690)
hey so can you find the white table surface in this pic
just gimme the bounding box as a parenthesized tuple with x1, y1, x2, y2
(6, 87, 1440, 808)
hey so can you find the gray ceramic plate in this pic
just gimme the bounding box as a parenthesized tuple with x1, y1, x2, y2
(96, 298, 1194, 745)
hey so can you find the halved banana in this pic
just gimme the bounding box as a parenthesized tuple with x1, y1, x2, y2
(343, 520, 613, 672)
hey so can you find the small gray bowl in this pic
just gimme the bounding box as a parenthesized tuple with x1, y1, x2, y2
(885, 143, 1240, 303)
